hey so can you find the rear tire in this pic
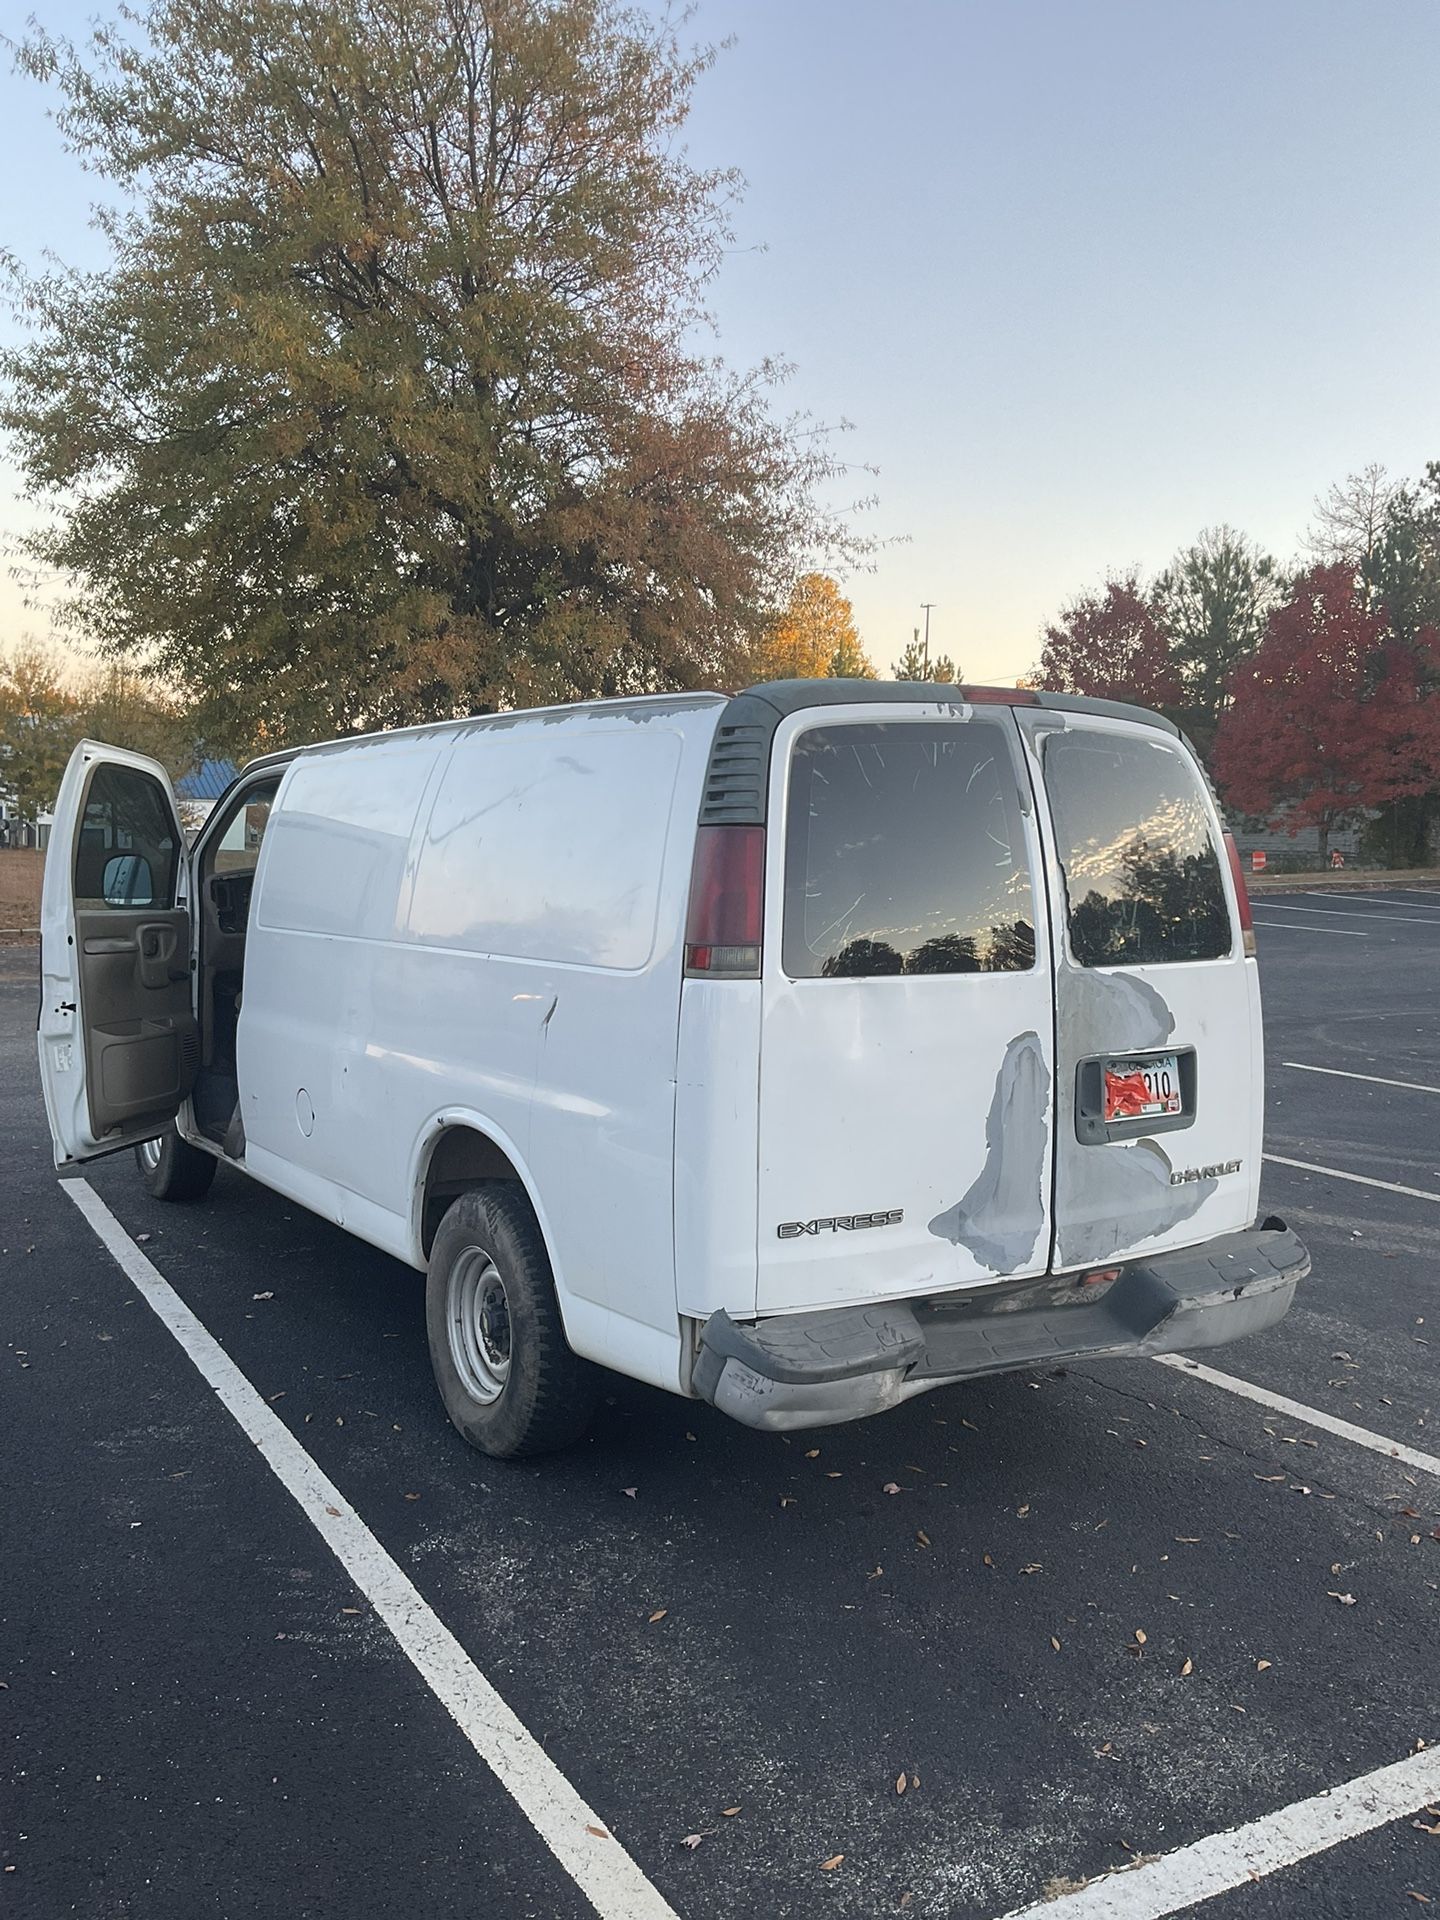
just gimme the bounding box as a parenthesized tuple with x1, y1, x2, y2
(134, 1125, 218, 1203)
(425, 1183, 599, 1459)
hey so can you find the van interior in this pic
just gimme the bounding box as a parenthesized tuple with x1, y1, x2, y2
(191, 772, 282, 1151)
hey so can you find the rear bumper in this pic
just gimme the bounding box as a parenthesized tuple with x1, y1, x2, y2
(694, 1219, 1310, 1433)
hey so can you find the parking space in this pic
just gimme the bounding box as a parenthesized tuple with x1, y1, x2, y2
(3, 896, 1438, 1918)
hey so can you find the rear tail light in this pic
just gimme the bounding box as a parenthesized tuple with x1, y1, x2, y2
(685, 825, 764, 977)
(1223, 831, 1256, 958)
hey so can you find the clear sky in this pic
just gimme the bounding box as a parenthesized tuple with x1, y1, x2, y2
(3, 0, 1439, 682)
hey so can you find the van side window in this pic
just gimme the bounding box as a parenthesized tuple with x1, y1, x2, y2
(782, 721, 1036, 980)
(74, 764, 180, 910)
(1041, 730, 1232, 967)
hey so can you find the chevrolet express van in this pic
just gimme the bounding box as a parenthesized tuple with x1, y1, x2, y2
(38, 681, 1309, 1456)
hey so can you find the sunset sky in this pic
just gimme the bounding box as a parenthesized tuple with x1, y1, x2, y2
(3, 0, 1438, 683)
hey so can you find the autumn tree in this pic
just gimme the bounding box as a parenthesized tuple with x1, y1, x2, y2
(892, 634, 958, 683)
(1213, 565, 1440, 860)
(2, 0, 868, 747)
(0, 642, 194, 819)
(740, 573, 875, 682)
(1034, 574, 1180, 713)
(1154, 527, 1282, 748)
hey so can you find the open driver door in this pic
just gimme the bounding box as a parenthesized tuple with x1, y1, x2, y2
(37, 741, 199, 1167)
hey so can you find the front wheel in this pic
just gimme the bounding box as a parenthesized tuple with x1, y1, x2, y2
(134, 1124, 218, 1202)
(425, 1184, 599, 1459)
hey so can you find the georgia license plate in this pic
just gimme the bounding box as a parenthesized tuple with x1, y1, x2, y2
(1103, 1052, 1183, 1122)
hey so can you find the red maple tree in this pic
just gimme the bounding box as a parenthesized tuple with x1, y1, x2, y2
(1213, 564, 1440, 856)
(1035, 574, 1181, 713)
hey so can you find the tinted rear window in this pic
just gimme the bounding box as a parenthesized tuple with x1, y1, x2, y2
(782, 721, 1035, 979)
(1042, 730, 1231, 967)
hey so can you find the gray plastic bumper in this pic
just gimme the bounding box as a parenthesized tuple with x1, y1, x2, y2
(694, 1219, 1310, 1432)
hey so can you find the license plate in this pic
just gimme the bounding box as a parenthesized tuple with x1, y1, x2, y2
(1103, 1052, 1183, 1122)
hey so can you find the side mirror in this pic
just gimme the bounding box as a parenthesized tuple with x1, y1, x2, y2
(103, 853, 154, 907)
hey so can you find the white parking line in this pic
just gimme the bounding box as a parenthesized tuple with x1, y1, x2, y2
(998, 1742, 1440, 1919)
(1154, 1355, 1440, 1477)
(1303, 890, 1440, 912)
(1280, 1061, 1440, 1095)
(1253, 920, 1369, 937)
(1264, 1152, 1440, 1203)
(62, 1178, 680, 1920)
(1252, 902, 1440, 926)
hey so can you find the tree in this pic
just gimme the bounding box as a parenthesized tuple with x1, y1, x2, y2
(1034, 573, 1180, 713)
(3, 0, 869, 747)
(892, 635, 958, 683)
(739, 573, 875, 682)
(1212, 565, 1440, 860)
(1154, 527, 1282, 747)
(0, 643, 84, 821)
(1303, 463, 1397, 583)
(0, 642, 195, 820)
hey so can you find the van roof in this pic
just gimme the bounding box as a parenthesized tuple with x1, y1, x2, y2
(240, 680, 1177, 786)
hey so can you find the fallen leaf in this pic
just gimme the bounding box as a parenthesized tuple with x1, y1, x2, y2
(915, 1530, 931, 1548)
(1405, 1893, 1431, 1904)
(324, 1505, 340, 1517)
(1174, 1536, 1201, 1544)
(1327, 1591, 1358, 1606)
(135, 1232, 152, 1244)
(1180, 1657, 1193, 1675)
(779, 1496, 797, 1508)
(1050, 1636, 1062, 1653)
(341, 1607, 362, 1616)
(1411, 1819, 1440, 1836)
(1134, 1628, 1148, 1645)
(1256, 1659, 1272, 1672)
(1021, 1563, 1043, 1575)
(587, 1825, 609, 1840)
(267, 1391, 286, 1403)
(681, 1834, 704, 1850)
(805, 1449, 820, 1459)
(721, 1807, 741, 1818)
(404, 1492, 420, 1501)
(826, 1471, 843, 1479)
(982, 1552, 994, 1567)
(1017, 1503, 1031, 1517)
(910, 1773, 920, 1790)
(883, 1482, 902, 1495)
(648, 1609, 668, 1624)
(1254, 1473, 1285, 1484)
(820, 1854, 845, 1871)
(622, 1487, 637, 1499)
(961, 1418, 979, 1431)
(252, 1290, 273, 1300)
(895, 1771, 907, 1795)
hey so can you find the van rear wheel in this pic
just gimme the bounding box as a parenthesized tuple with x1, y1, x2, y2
(134, 1124, 218, 1202)
(425, 1184, 599, 1459)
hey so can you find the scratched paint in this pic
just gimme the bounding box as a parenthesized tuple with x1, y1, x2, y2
(929, 1031, 1050, 1274)
(1054, 970, 1215, 1266)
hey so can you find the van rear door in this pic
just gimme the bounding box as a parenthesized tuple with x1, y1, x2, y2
(754, 701, 1057, 1316)
(37, 740, 199, 1167)
(1018, 709, 1262, 1270)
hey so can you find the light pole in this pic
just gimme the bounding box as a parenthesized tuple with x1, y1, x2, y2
(920, 603, 935, 675)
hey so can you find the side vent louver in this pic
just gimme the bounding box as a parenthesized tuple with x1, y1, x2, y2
(699, 722, 768, 826)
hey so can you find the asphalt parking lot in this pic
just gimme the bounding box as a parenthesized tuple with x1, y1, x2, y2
(3, 886, 1438, 1920)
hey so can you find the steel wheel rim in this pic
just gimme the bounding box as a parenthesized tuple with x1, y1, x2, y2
(447, 1247, 512, 1405)
(140, 1137, 163, 1173)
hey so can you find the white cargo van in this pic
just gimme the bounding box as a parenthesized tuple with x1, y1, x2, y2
(38, 683, 1308, 1456)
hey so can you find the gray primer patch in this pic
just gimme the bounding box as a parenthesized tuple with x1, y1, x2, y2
(1054, 968, 1213, 1265)
(929, 1030, 1050, 1274)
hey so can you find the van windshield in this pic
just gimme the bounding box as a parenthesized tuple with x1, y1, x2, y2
(782, 720, 1036, 979)
(1042, 729, 1232, 967)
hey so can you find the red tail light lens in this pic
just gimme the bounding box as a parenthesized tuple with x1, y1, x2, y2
(685, 826, 764, 977)
(1223, 831, 1256, 957)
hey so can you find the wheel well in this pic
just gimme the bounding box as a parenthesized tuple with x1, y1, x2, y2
(420, 1127, 524, 1257)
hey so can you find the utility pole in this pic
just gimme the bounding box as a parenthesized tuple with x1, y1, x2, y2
(920, 603, 935, 675)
